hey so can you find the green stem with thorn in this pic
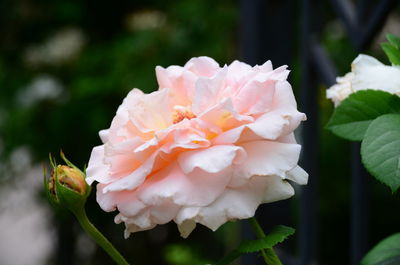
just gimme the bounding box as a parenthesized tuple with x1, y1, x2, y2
(248, 217, 283, 265)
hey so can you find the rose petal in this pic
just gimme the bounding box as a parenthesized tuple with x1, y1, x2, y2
(184, 56, 220, 77)
(86, 145, 110, 185)
(177, 220, 197, 238)
(286, 165, 308, 185)
(175, 176, 270, 233)
(234, 78, 275, 115)
(192, 67, 227, 115)
(177, 145, 246, 174)
(137, 162, 233, 206)
(261, 176, 295, 203)
(96, 184, 146, 216)
(352, 54, 400, 94)
(234, 140, 301, 179)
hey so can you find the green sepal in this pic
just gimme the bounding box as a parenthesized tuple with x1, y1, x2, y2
(43, 165, 61, 210)
(59, 150, 91, 198)
(55, 171, 87, 213)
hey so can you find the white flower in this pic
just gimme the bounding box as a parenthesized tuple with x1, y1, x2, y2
(327, 54, 400, 106)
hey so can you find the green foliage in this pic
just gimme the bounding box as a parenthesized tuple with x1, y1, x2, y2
(361, 114, 400, 192)
(387, 34, 400, 49)
(327, 90, 400, 191)
(381, 43, 400, 66)
(215, 225, 295, 265)
(238, 225, 295, 253)
(164, 244, 211, 265)
(362, 233, 400, 265)
(326, 90, 400, 141)
(381, 34, 400, 66)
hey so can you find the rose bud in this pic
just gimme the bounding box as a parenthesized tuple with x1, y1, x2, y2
(45, 152, 91, 213)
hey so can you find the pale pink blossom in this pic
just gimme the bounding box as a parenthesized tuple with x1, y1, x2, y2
(86, 57, 307, 238)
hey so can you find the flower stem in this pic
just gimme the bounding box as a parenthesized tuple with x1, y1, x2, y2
(248, 217, 283, 265)
(73, 208, 130, 265)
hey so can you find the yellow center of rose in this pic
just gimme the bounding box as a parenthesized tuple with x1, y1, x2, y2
(172, 105, 196, 124)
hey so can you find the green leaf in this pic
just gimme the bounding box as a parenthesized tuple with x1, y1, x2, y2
(381, 43, 400, 66)
(362, 233, 400, 265)
(387, 34, 400, 49)
(327, 90, 400, 141)
(361, 114, 400, 192)
(215, 225, 295, 265)
(238, 225, 295, 253)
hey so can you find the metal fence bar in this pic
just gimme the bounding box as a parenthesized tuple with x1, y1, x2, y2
(351, 143, 369, 265)
(239, 0, 261, 66)
(358, 0, 396, 49)
(299, 0, 319, 264)
(310, 37, 338, 86)
(329, 0, 358, 43)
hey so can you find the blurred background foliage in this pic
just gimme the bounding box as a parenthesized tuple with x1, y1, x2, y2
(0, 0, 399, 265)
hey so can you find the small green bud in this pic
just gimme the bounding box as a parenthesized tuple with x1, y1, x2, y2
(44, 151, 91, 213)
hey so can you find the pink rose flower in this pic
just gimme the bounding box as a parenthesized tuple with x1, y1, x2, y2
(86, 57, 307, 238)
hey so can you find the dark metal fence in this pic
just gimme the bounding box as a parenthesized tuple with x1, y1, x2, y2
(240, 0, 399, 264)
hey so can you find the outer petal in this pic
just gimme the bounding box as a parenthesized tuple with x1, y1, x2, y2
(184, 56, 220, 77)
(86, 145, 110, 185)
(234, 140, 301, 179)
(156, 65, 184, 89)
(327, 54, 400, 105)
(124, 88, 172, 132)
(155, 65, 196, 106)
(261, 176, 295, 203)
(177, 145, 246, 174)
(116, 211, 155, 238)
(137, 162, 233, 207)
(352, 54, 400, 94)
(175, 176, 271, 234)
(102, 152, 158, 192)
(247, 80, 306, 138)
(225, 60, 254, 89)
(96, 183, 146, 215)
(286, 165, 308, 185)
(326, 73, 354, 106)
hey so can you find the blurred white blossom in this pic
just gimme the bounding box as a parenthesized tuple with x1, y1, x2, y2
(17, 74, 64, 107)
(125, 10, 166, 31)
(0, 147, 54, 265)
(24, 28, 85, 66)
